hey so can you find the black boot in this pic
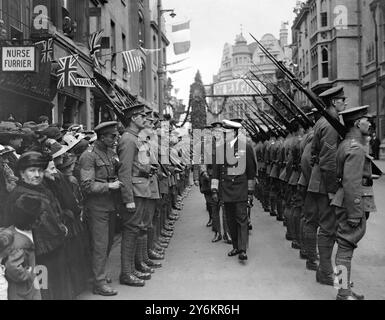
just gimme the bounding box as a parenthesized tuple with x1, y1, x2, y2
(211, 232, 222, 243)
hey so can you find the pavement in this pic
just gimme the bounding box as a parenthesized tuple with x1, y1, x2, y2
(79, 177, 385, 300)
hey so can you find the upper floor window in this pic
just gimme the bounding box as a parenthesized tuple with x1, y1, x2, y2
(321, 46, 329, 78)
(367, 42, 375, 63)
(139, 11, 145, 46)
(320, 0, 328, 27)
(111, 20, 116, 70)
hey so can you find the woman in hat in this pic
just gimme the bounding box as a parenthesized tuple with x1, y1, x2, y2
(4, 152, 73, 300)
(0, 145, 18, 226)
(44, 144, 92, 297)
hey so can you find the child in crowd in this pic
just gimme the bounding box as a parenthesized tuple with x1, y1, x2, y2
(0, 228, 15, 300)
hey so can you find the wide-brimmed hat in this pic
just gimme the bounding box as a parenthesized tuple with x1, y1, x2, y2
(58, 153, 77, 170)
(42, 126, 63, 141)
(62, 133, 84, 151)
(15, 151, 50, 173)
(0, 122, 26, 139)
(0, 144, 13, 157)
(46, 140, 69, 159)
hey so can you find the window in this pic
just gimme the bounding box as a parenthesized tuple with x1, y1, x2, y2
(367, 42, 375, 63)
(298, 31, 302, 47)
(139, 59, 146, 98)
(311, 47, 319, 82)
(306, 50, 309, 75)
(153, 35, 157, 66)
(310, 2, 318, 35)
(9, 0, 22, 32)
(321, 12, 328, 27)
(320, 0, 328, 27)
(122, 33, 127, 79)
(154, 76, 158, 102)
(0, 0, 2, 20)
(139, 11, 145, 47)
(110, 21, 116, 70)
(321, 46, 329, 78)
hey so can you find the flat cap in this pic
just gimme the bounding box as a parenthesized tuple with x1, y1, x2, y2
(94, 121, 118, 135)
(339, 105, 370, 123)
(319, 86, 346, 100)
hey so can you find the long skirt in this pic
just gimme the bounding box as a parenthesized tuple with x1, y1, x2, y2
(36, 245, 74, 300)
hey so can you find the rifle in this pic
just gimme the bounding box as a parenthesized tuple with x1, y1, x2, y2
(237, 100, 273, 139)
(249, 33, 383, 176)
(243, 112, 269, 141)
(239, 97, 287, 136)
(246, 97, 288, 136)
(248, 68, 313, 128)
(250, 33, 344, 136)
(241, 76, 291, 131)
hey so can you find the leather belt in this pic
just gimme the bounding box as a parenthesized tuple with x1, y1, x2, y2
(337, 177, 373, 187)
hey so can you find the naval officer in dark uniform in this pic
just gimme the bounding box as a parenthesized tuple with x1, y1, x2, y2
(211, 120, 256, 260)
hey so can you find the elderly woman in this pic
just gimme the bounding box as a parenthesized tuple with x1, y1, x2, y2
(44, 144, 92, 297)
(4, 152, 73, 300)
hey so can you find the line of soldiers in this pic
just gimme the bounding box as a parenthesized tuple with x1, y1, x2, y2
(251, 86, 377, 300)
(79, 104, 192, 296)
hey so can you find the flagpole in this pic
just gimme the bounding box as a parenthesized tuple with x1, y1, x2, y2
(157, 0, 164, 117)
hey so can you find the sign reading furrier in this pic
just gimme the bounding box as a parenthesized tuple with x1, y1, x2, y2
(1, 46, 37, 72)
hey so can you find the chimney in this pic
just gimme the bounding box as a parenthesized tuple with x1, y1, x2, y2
(280, 21, 289, 47)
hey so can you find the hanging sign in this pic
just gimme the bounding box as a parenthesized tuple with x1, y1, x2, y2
(1, 46, 37, 72)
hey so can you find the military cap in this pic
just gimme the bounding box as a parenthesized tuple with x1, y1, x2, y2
(222, 119, 243, 129)
(339, 105, 370, 123)
(94, 121, 118, 135)
(230, 118, 244, 124)
(122, 104, 147, 119)
(211, 121, 223, 128)
(319, 86, 346, 100)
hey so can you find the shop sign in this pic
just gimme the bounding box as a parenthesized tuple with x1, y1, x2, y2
(213, 79, 265, 95)
(1, 46, 37, 72)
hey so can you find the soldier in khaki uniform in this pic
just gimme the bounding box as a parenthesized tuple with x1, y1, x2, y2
(308, 86, 346, 285)
(79, 121, 121, 296)
(117, 104, 153, 287)
(331, 106, 376, 300)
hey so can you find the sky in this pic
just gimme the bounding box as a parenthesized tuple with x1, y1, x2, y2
(163, 0, 299, 105)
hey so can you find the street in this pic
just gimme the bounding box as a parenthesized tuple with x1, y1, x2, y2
(79, 170, 385, 300)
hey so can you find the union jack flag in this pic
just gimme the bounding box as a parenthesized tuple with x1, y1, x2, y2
(57, 55, 78, 89)
(35, 38, 53, 63)
(89, 30, 103, 68)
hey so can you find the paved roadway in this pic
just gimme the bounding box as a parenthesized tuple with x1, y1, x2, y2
(79, 172, 385, 300)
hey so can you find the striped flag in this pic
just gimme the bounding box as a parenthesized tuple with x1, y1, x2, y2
(171, 21, 191, 55)
(122, 50, 143, 73)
